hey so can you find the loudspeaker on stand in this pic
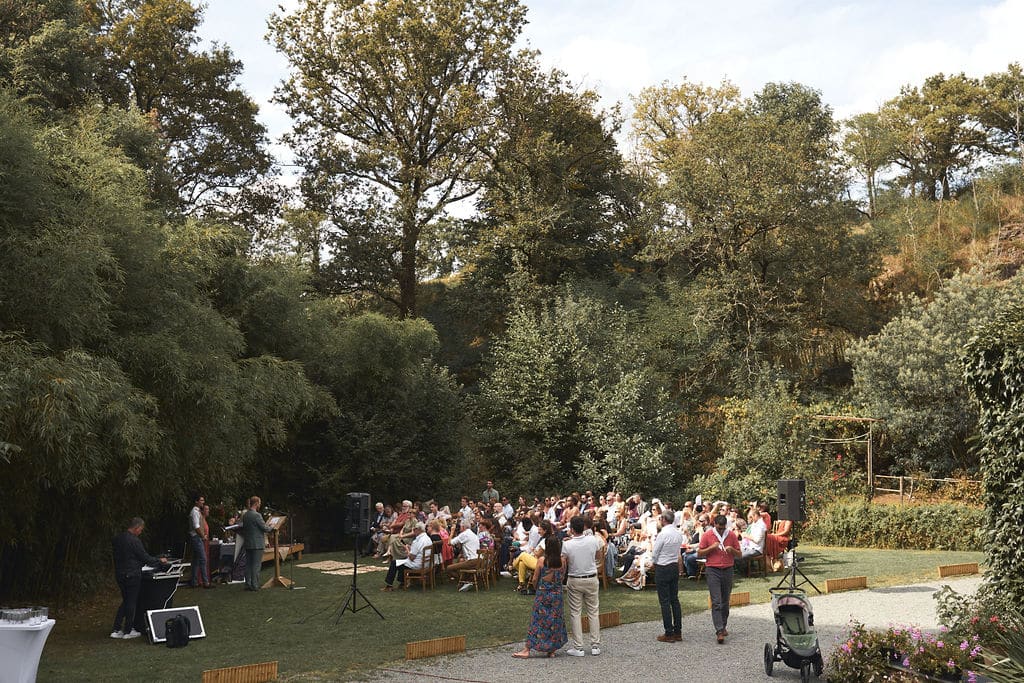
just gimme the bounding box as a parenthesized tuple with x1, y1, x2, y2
(346, 492, 371, 535)
(777, 479, 806, 521)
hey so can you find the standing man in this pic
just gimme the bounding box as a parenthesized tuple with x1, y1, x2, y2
(111, 517, 167, 639)
(652, 510, 685, 642)
(240, 495, 271, 591)
(188, 494, 210, 588)
(481, 480, 499, 504)
(697, 514, 741, 644)
(561, 515, 601, 656)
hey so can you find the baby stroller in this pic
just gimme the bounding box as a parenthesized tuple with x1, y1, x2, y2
(764, 587, 823, 682)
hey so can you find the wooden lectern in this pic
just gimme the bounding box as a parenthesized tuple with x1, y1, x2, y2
(262, 516, 293, 589)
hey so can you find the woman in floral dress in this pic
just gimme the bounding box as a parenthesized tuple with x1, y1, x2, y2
(512, 536, 567, 658)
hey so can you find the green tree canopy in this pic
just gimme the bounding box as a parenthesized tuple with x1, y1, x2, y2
(270, 0, 526, 317)
(850, 269, 1024, 476)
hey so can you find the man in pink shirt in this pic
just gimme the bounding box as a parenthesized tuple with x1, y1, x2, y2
(697, 514, 741, 644)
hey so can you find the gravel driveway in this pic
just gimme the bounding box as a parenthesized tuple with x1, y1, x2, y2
(367, 576, 983, 683)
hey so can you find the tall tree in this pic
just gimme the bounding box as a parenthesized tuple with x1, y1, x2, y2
(92, 0, 273, 216)
(842, 111, 895, 217)
(981, 62, 1024, 168)
(472, 61, 638, 286)
(269, 0, 526, 317)
(632, 81, 869, 381)
(880, 73, 987, 200)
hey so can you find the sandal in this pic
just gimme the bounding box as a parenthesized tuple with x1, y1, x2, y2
(512, 650, 530, 659)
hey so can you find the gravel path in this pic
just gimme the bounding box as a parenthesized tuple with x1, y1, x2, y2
(367, 576, 983, 683)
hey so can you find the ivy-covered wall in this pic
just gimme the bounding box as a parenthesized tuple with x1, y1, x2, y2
(964, 303, 1024, 604)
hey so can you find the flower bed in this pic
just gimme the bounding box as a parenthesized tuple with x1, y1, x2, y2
(828, 621, 982, 682)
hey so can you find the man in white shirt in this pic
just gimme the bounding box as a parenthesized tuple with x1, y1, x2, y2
(741, 510, 767, 559)
(187, 494, 210, 588)
(562, 516, 602, 656)
(444, 519, 481, 590)
(501, 497, 515, 522)
(459, 497, 474, 526)
(381, 523, 431, 590)
(652, 510, 685, 642)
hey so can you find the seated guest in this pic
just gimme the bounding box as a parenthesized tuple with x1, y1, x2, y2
(594, 518, 616, 578)
(683, 515, 710, 578)
(381, 522, 432, 591)
(427, 519, 453, 566)
(739, 509, 767, 570)
(412, 501, 427, 523)
(364, 502, 387, 556)
(616, 532, 653, 590)
(459, 496, 474, 526)
(477, 517, 496, 554)
(444, 519, 481, 590)
(501, 497, 516, 522)
(513, 519, 552, 592)
(384, 500, 417, 559)
(765, 517, 793, 571)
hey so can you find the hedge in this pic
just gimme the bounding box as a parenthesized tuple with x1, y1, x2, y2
(802, 500, 984, 551)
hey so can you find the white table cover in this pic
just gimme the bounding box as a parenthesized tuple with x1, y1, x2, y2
(0, 619, 55, 683)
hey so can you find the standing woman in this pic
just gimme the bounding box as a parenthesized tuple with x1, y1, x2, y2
(512, 536, 567, 658)
(240, 496, 272, 591)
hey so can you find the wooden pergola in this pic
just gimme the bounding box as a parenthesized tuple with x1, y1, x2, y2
(810, 415, 883, 498)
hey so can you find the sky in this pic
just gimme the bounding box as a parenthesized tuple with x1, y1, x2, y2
(197, 0, 1024, 167)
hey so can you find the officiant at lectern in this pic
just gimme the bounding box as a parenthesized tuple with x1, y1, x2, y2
(240, 496, 271, 591)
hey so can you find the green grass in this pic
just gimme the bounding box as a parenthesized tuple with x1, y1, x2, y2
(38, 546, 985, 682)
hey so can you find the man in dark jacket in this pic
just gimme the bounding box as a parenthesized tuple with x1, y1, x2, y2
(111, 517, 167, 639)
(240, 495, 272, 591)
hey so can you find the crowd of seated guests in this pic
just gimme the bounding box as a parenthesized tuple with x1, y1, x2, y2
(369, 487, 795, 591)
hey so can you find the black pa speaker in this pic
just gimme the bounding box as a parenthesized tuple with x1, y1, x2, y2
(346, 492, 371, 534)
(777, 479, 806, 522)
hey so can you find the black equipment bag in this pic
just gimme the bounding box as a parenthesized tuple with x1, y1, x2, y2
(165, 614, 191, 648)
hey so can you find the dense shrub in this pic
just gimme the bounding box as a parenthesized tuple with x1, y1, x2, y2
(803, 500, 984, 550)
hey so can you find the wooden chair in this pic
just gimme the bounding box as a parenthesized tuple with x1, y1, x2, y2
(457, 549, 491, 592)
(404, 545, 436, 591)
(429, 540, 445, 581)
(744, 552, 767, 579)
(695, 558, 707, 581)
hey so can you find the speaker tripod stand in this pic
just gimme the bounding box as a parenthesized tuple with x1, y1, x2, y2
(332, 535, 384, 622)
(774, 537, 821, 594)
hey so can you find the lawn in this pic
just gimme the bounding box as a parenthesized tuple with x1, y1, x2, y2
(37, 545, 985, 682)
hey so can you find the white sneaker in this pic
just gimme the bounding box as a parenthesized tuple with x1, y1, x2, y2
(458, 582, 473, 592)
(109, 631, 123, 639)
(499, 571, 512, 578)
(122, 630, 142, 639)
(565, 647, 585, 657)
(591, 646, 601, 656)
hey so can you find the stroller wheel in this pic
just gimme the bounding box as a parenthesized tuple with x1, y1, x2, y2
(800, 660, 812, 682)
(813, 652, 823, 677)
(763, 643, 774, 676)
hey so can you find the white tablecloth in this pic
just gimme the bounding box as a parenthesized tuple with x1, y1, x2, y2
(0, 619, 55, 683)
